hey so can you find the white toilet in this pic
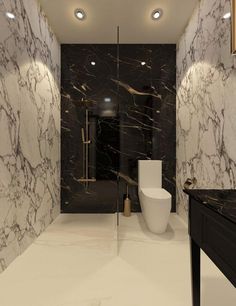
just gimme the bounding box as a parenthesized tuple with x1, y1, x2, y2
(138, 160, 172, 234)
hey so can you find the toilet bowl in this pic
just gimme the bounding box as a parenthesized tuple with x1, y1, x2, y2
(138, 160, 172, 234)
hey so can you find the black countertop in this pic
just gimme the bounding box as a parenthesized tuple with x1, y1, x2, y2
(184, 189, 236, 224)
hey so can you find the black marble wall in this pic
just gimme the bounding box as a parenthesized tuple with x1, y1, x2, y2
(61, 44, 176, 213)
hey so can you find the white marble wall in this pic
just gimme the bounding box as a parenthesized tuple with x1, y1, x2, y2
(177, 0, 236, 221)
(0, 0, 60, 271)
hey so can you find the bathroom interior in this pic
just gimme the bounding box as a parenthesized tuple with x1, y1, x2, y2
(0, 0, 236, 305)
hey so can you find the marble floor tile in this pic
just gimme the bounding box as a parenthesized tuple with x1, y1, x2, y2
(0, 213, 235, 306)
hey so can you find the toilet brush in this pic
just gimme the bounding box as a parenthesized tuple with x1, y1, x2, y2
(124, 184, 131, 217)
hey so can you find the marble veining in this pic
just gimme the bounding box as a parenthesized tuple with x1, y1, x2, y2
(61, 44, 176, 213)
(176, 0, 236, 221)
(0, 0, 60, 272)
(184, 189, 236, 224)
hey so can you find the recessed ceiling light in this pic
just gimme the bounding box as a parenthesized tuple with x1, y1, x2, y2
(141, 62, 146, 66)
(91, 61, 96, 66)
(104, 97, 112, 102)
(151, 9, 163, 21)
(74, 8, 86, 20)
(223, 12, 231, 19)
(6, 12, 15, 19)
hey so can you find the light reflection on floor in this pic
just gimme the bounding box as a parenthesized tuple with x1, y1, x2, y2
(0, 213, 235, 306)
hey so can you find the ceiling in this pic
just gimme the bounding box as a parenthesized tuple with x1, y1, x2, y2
(38, 0, 198, 44)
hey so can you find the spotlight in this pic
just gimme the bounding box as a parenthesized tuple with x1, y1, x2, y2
(152, 9, 163, 21)
(223, 12, 231, 19)
(74, 9, 86, 20)
(6, 12, 15, 19)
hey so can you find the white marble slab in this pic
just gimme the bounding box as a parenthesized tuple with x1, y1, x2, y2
(176, 0, 236, 221)
(0, 0, 60, 271)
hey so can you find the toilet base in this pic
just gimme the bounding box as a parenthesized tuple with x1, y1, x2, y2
(139, 189, 172, 234)
(144, 216, 170, 234)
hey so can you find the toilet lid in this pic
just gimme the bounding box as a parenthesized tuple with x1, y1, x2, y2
(141, 188, 171, 199)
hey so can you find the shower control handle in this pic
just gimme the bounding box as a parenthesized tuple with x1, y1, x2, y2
(81, 128, 91, 144)
(78, 178, 96, 183)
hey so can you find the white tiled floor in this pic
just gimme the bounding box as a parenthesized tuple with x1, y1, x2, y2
(0, 213, 235, 306)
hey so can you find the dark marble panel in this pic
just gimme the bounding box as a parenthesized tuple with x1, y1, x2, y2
(117, 45, 176, 211)
(61, 44, 176, 213)
(184, 189, 236, 224)
(61, 45, 119, 213)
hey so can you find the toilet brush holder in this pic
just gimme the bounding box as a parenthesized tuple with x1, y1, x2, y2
(124, 185, 131, 217)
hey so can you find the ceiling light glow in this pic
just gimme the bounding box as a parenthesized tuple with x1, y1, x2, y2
(223, 12, 231, 19)
(141, 62, 146, 66)
(6, 12, 15, 19)
(152, 9, 163, 20)
(91, 61, 96, 66)
(74, 8, 86, 20)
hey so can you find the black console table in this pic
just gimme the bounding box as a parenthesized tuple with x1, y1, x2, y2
(184, 189, 236, 306)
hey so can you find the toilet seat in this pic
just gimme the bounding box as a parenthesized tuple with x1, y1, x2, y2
(140, 188, 171, 200)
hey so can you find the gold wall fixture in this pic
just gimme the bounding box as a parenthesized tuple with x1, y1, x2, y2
(232, 0, 236, 54)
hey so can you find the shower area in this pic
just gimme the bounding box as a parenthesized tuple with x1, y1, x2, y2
(61, 38, 176, 221)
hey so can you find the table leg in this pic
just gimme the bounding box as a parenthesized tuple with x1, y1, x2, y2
(190, 238, 200, 306)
